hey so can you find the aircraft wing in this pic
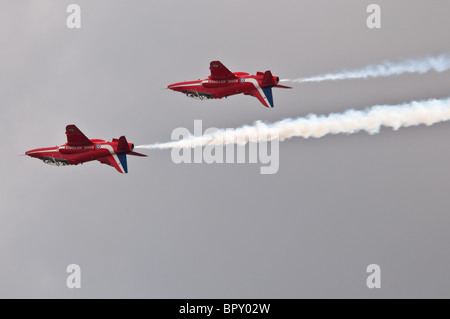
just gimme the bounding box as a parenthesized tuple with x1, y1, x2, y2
(245, 87, 274, 108)
(209, 61, 237, 81)
(66, 125, 93, 147)
(97, 155, 127, 174)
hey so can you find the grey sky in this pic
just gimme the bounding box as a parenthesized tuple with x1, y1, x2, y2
(1, 0, 450, 298)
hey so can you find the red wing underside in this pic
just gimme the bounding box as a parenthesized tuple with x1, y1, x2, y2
(66, 125, 93, 147)
(97, 155, 125, 174)
(209, 61, 237, 81)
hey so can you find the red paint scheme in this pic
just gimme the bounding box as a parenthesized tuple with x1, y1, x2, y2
(25, 125, 147, 174)
(168, 61, 291, 108)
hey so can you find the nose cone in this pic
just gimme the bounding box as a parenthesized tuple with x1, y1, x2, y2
(167, 82, 186, 92)
(25, 149, 39, 158)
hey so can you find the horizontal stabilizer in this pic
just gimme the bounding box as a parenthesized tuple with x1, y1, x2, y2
(129, 151, 147, 157)
(261, 70, 277, 87)
(117, 136, 132, 153)
(276, 84, 292, 89)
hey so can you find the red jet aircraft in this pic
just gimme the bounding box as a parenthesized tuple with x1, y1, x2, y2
(167, 61, 291, 108)
(25, 125, 147, 174)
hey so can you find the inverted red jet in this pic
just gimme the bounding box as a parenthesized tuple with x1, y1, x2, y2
(25, 125, 147, 174)
(167, 61, 291, 108)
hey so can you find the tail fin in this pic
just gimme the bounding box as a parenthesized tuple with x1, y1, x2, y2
(116, 136, 131, 174)
(115, 136, 148, 173)
(261, 87, 274, 108)
(117, 153, 128, 174)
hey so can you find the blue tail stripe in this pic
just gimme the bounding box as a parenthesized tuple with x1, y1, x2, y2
(117, 153, 128, 173)
(262, 87, 274, 108)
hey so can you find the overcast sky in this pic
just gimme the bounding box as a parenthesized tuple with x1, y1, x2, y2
(1, 0, 450, 298)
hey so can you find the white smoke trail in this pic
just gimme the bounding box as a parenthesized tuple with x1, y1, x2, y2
(136, 97, 450, 150)
(282, 54, 450, 83)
